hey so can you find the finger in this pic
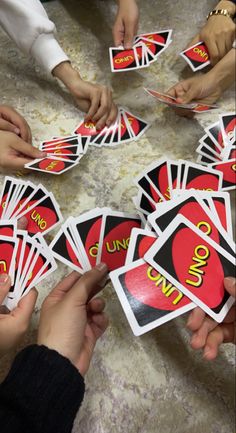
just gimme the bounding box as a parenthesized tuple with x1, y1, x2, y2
(224, 277, 236, 298)
(124, 22, 135, 49)
(205, 38, 219, 66)
(90, 312, 109, 334)
(190, 316, 218, 350)
(67, 263, 108, 305)
(12, 288, 38, 327)
(113, 24, 124, 47)
(49, 271, 82, 299)
(187, 307, 206, 331)
(92, 88, 111, 123)
(106, 103, 118, 127)
(84, 90, 101, 121)
(0, 274, 11, 304)
(203, 323, 235, 360)
(17, 216, 28, 230)
(0, 118, 20, 135)
(87, 297, 106, 314)
(12, 140, 46, 160)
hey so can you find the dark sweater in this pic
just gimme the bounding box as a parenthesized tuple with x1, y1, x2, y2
(0, 345, 85, 433)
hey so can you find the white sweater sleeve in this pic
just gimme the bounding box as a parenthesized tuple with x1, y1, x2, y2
(0, 0, 69, 73)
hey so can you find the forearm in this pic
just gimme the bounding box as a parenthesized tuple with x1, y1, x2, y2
(52, 62, 82, 89)
(208, 48, 236, 92)
(0, 345, 85, 433)
(0, 0, 69, 73)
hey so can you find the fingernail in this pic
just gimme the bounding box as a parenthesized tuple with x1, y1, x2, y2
(95, 262, 108, 272)
(203, 346, 211, 358)
(0, 274, 9, 285)
(14, 127, 20, 135)
(224, 277, 236, 289)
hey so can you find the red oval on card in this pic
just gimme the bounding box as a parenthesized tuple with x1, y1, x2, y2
(39, 158, 66, 172)
(172, 227, 224, 308)
(113, 50, 136, 70)
(124, 262, 191, 311)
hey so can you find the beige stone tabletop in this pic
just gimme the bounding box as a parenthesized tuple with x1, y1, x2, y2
(0, 1, 235, 432)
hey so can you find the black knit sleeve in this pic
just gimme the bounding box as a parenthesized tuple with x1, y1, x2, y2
(0, 345, 85, 433)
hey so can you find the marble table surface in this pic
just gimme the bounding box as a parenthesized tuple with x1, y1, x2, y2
(0, 1, 235, 432)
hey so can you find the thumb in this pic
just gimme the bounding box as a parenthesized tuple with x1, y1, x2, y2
(13, 288, 38, 324)
(13, 139, 47, 160)
(177, 85, 197, 105)
(0, 274, 11, 305)
(66, 263, 108, 305)
(17, 216, 28, 230)
(224, 277, 236, 298)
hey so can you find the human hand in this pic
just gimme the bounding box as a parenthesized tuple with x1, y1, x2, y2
(0, 105, 32, 143)
(0, 131, 46, 171)
(53, 63, 117, 130)
(37, 264, 109, 376)
(187, 277, 236, 360)
(0, 274, 38, 357)
(113, 0, 139, 49)
(166, 72, 222, 117)
(187, 1, 236, 65)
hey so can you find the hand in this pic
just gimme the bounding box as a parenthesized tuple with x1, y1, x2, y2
(0, 131, 46, 171)
(0, 274, 38, 357)
(37, 264, 109, 376)
(167, 73, 222, 117)
(0, 105, 32, 143)
(187, 1, 236, 65)
(113, 0, 139, 49)
(53, 63, 118, 130)
(187, 277, 236, 360)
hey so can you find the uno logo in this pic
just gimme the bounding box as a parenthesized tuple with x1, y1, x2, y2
(114, 51, 135, 69)
(232, 163, 236, 171)
(147, 266, 183, 305)
(89, 243, 99, 258)
(115, 55, 134, 64)
(186, 244, 210, 287)
(39, 159, 66, 173)
(105, 237, 130, 253)
(84, 122, 96, 129)
(30, 210, 47, 230)
(196, 221, 212, 236)
(193, 47, 208, 60)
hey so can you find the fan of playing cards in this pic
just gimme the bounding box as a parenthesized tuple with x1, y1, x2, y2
(0, 177, 63, 236)
(25, 107, 149, 175)
(109, 158, 235, 336)
(50, 208, 141, 273)
(144, 88, 218, 113)
(0, 227, 57, 311)
(110, 30, 172, 72)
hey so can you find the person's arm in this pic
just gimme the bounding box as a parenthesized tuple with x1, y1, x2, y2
(0, 345, 85, 433)
(113, 0, 139, 49)
(166, 48, 235, 114)
(0, 0, 118, 129)
(187, 0, 236, 65)
(0, 0, 69, 74)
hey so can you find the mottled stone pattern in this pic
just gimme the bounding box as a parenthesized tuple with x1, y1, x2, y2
(0, 1, 235, 432)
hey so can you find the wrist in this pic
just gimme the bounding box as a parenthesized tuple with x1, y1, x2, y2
(52, 62, 82, 89)
(215, 0, 236, 15)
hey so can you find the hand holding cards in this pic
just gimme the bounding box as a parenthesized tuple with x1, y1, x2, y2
(110, 30, 172, 72)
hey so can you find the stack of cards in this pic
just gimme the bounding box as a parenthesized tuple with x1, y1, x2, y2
(110, 188, 235, 336)
(73, 107, 149, 147)
(180, 41, 210, 72)
(110, 30, 172, 72)
(132, 158, 224, 224)
(0, 222, 57, 310)
(0, 177, 63, 236)
(196, 112, 236, 191)
(25, 135, 89, 175)
(144, 88, 218, 113)
(50, 208, 141, 273)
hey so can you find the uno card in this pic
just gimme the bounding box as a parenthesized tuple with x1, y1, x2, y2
(134, 191, 157, 214)
(17, 193, 63, 236)
(119, 111, 134, 142)
(222, 145, 236, 161)
(181, 162, 223, 191)
(145, 159, 171, 200)
(0, 235, 18, 283)
(196, 154, 218, 166)
(50, 227, 84, 273)
(204, 122, 225, 150)
(125, 228, 157, 264)
(24, 157, 79, 175)
(110, 258, 194, 336)
(40, 136, 80, 149)
(0, 220, 16, 238)
(199, 134, 223, 157)
(135, 174, 164, 205)
(180, 41, 210, 72)
(210, 159, 236, 191)
(109, 47, 139, 72)
(219, 112, 236, 146)
(137, 30, 172, 47)
(97, 211, 141, 271)
(122, 110, 149, 140)
(144, 215, 235, 322)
